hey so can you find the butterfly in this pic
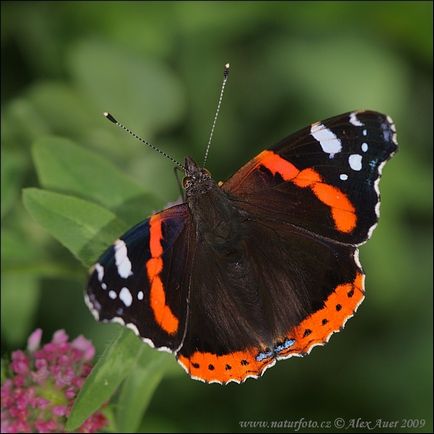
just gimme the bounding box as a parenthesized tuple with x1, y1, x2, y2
(85, 65, 398, 384)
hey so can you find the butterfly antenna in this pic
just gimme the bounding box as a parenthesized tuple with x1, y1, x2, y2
(203, 62, 230, 168)
(103, 112, 184, 170)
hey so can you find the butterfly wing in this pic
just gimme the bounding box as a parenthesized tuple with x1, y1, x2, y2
(176, 217, 363, 384)
(86, 203, 194, 351)
(222, 110, 398, 245)
(176, 110, 396, 383)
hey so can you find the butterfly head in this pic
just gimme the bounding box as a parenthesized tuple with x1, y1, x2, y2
(183, 156, 214, 197)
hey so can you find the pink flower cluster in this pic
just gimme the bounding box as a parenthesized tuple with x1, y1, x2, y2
(1, 329, 107, 433)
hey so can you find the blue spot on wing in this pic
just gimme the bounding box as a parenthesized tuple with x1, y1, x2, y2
(255, 338, 297, 362)
(274, 338, 296, 354)
(256, 351, 273, 362)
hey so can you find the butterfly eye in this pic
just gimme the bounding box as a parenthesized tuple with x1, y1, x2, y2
(183, 176, 191, 188)
(201, 168, 211, 177)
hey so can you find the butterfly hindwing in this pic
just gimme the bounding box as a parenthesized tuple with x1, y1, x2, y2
(86, 204, 193, 351)
(176, 216, 363, 384)
(223, 110, 397, 245)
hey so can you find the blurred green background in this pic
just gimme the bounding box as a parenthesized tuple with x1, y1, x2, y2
(1, 1, 432, 433)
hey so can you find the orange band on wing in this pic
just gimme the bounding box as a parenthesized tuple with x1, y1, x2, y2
(177, 346, 273, 384)
(278, 272, 365, 358)
(257, 150, 299, 181)
(149, 217, 163, 257)
(147, 214, 179, 335)
(292, 168, 322, 187)
(146, 257, 163, 279)
(255, 150, 357, 233)
(330, 209, 357, 234)
(312, 183, 354, 212)
(312, 183, 356, 233)
(178, 272, 365, 382)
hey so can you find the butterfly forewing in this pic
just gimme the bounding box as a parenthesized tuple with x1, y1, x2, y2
(223, 110, 397, 245)
(86, 204, 193, 351)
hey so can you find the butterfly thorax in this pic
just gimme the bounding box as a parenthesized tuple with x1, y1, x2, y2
(184, 156, 245, 254)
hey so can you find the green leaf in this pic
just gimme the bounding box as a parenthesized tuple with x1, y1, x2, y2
(1, 97, 50, 149)
(2, 226, 81, 282)
(68, 40, 185, 135)
(0, 274, 40, 346)
(27, 82, 97, 138)
(117, 349, 169, 433)
(66, 328, 143, 432)
(1, 225, 40, 264)
(22, 188, 128, 266)
(32, 136, 159, 225)
(1, 149, 28, 219)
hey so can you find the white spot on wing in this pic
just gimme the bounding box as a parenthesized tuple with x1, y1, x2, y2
(114, 240, 133, 279)
(358, 157, 393, 247)
(126, 322, 140, 336)
(138, 291, 144, 300)
(143, 337, 155, 348)
(349, 154, 363, 171)
(386, 115, 398, 144)
(95, 263, 104, 281)
(84, 294, 100, 321)
(340, 174, 348, 181)
(349, 112, 364, 126)
(362, 129, 368, 136)
(119, 287, 133, 307)
(109, 290, 117, 299)
(361, 142, 368, 152)
(101, 283, 107, 290)
(100, 316, 171, 354)
(386, 115, 396, 131)
(375, 160, 387, 196)
(310, 122, 342, 158)
(354, 249, 362, 270)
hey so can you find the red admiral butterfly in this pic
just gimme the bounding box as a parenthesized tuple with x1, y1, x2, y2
(85, 64, 398, 384)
